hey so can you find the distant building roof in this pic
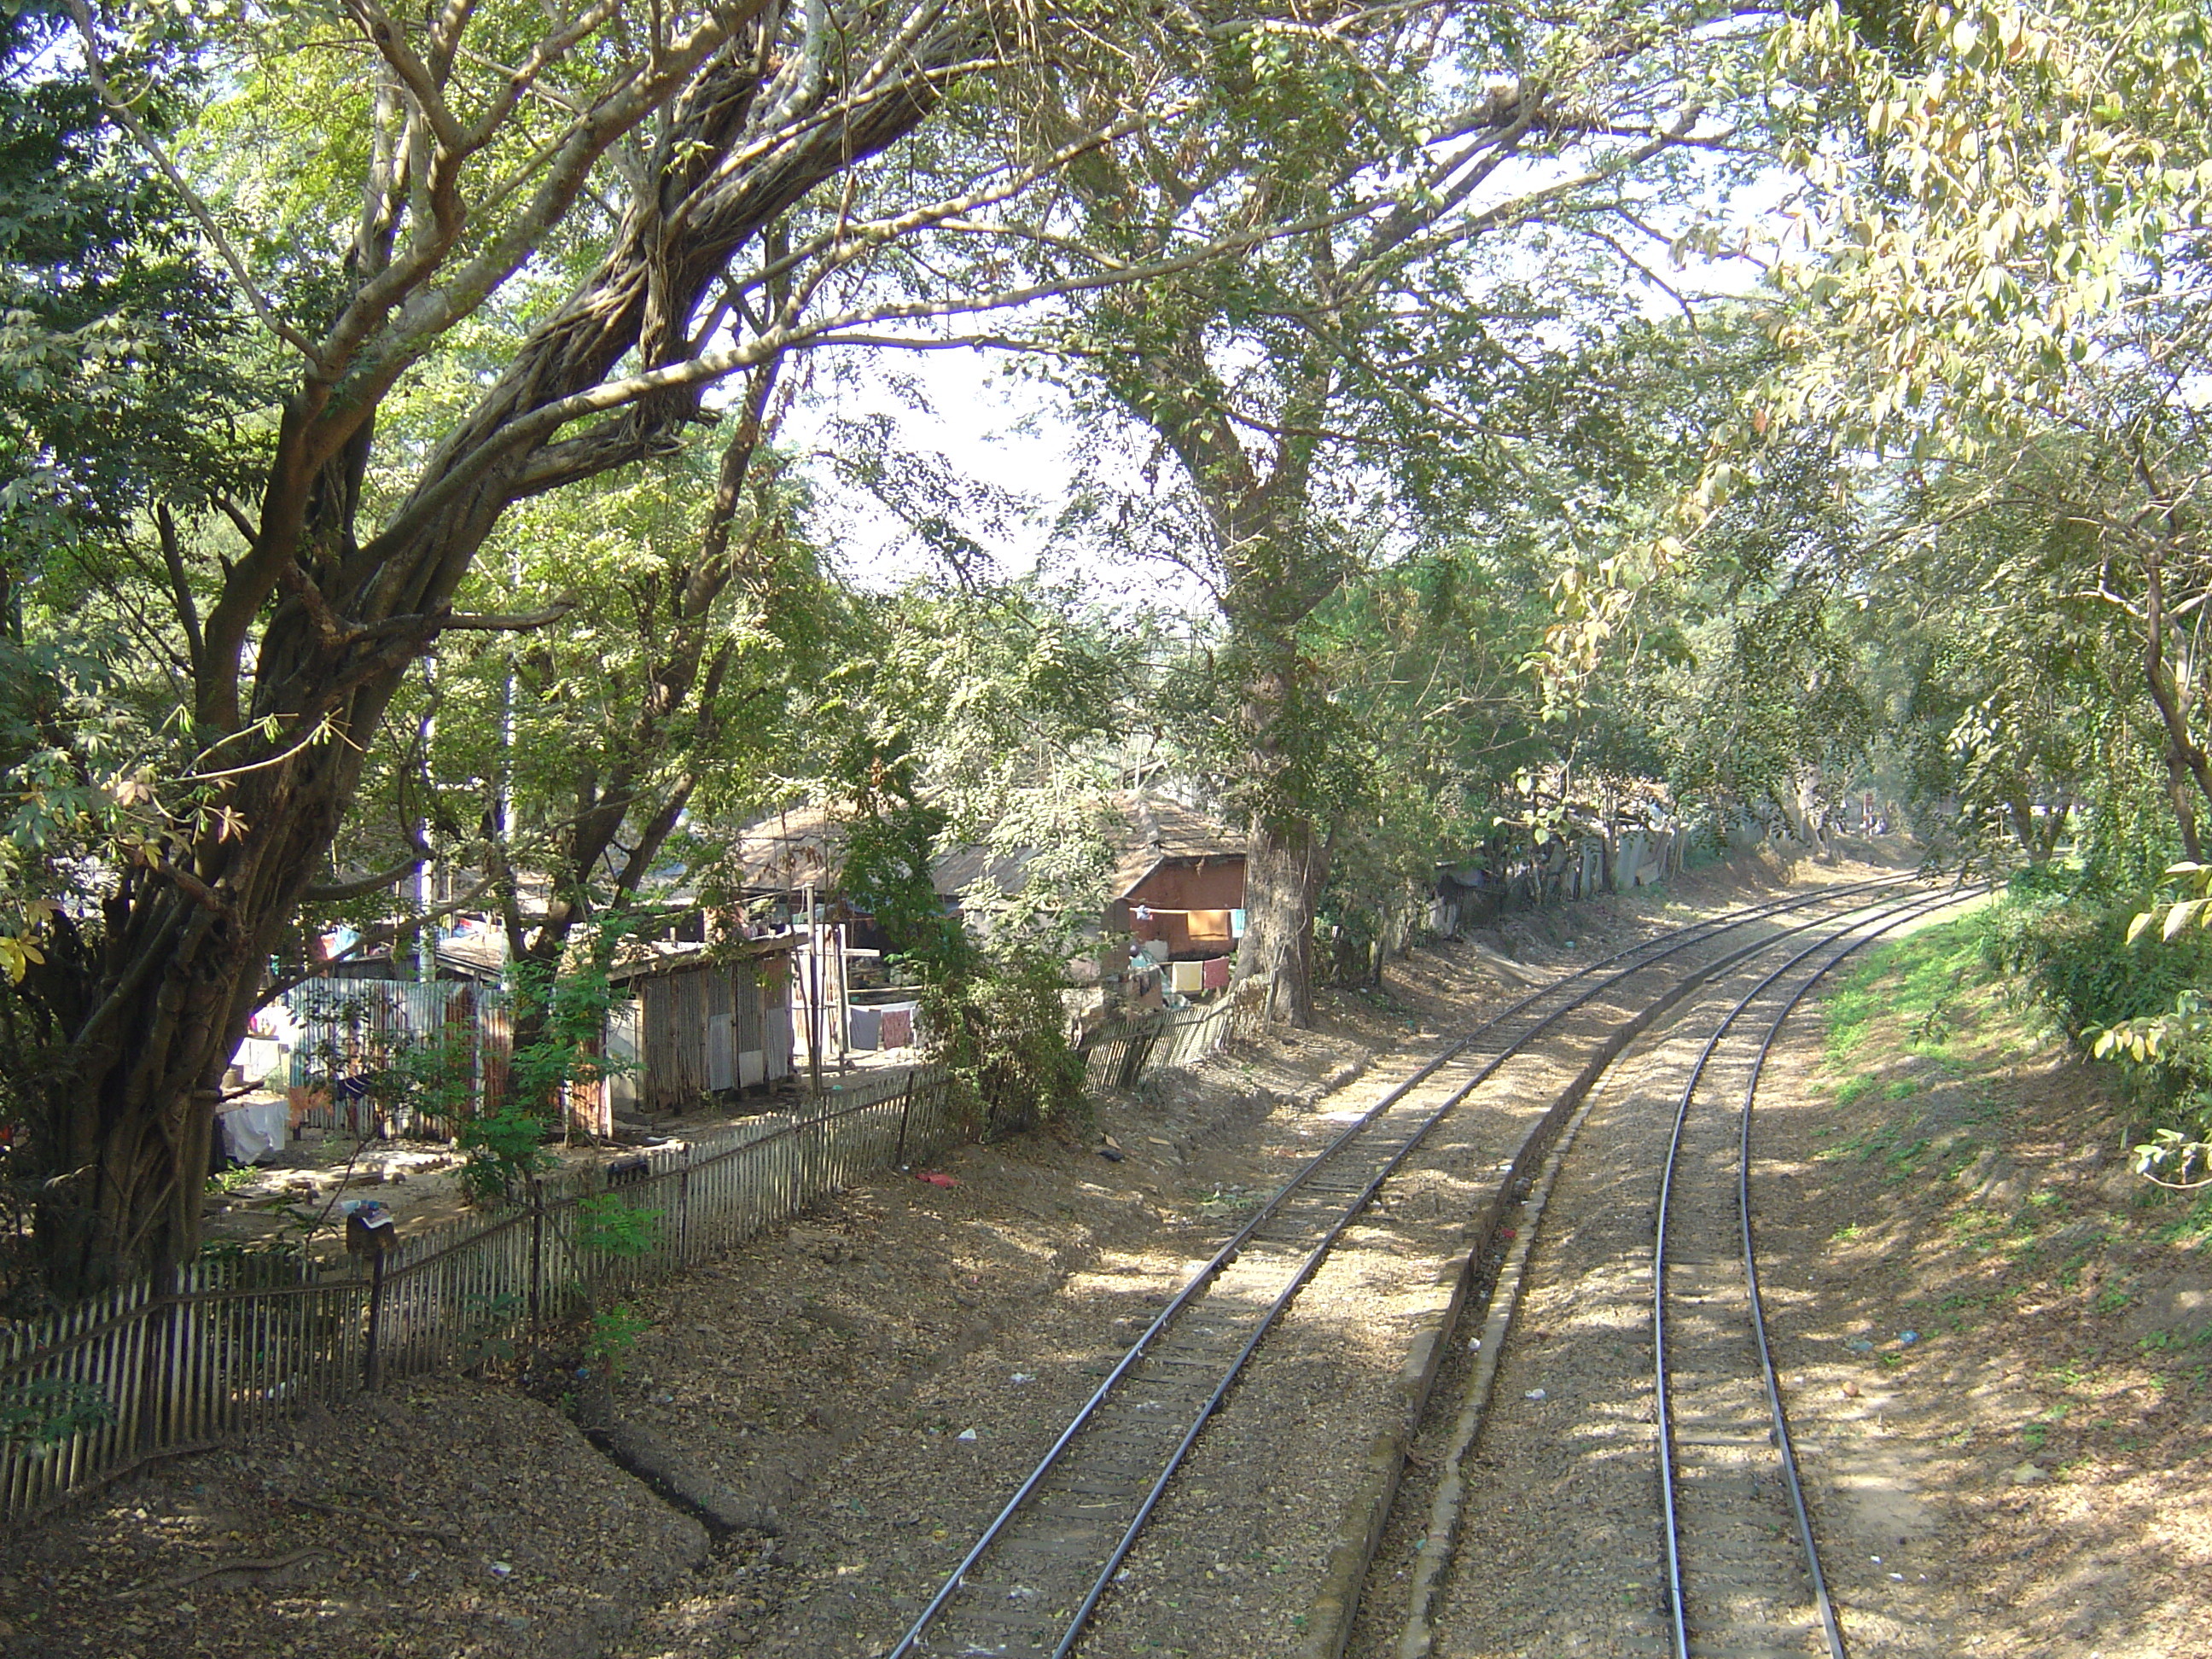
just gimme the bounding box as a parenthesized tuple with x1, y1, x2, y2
(1103, 792, 1243, 899)
(726, 792, 1244, 905)
(727, 804, 844, 894)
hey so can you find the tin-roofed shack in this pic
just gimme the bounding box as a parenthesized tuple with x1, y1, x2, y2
(1099, 795, 1247, 960)
(606, 937, 798, 1115)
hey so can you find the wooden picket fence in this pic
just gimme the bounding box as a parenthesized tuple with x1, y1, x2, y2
(1080, 973, 1274, 1092)
(0, 984, 1257, 1524)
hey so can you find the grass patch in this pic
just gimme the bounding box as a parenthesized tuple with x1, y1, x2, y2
(1835, 1073, 1879, 1107)
(2153, 1194, 2212, 1248)
(1825, 917, 1992, 1068)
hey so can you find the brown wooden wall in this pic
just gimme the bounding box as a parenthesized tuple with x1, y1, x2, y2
(1111, 857, 1246, 958)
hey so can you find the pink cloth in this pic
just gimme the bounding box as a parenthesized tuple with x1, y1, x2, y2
(1201, 956, 1231, 992)
(881, 1007, 913, 1048)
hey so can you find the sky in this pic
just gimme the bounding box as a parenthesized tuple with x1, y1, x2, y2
(782, 201, 1794, 610)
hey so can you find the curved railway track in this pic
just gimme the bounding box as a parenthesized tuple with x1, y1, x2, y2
(1650, 884, 1990, 1659)
(883, 876, 1932, 1659)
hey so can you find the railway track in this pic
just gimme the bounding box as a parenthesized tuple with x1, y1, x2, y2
(1376, 882, 1982, 1659)
(1651, 885, 1989, 1659)
(883, 876, 1931, 1659)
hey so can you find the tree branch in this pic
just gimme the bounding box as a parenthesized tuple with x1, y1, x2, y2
(154, 504, 204, 678)
(67, 2, 323, 364)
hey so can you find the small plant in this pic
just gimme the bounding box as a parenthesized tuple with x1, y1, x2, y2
(457, 1107, 554, 1205)
(0, 1379, 112, 1450)
(456, 1291, 524, 1372)
(574, 1191, 661, 1258)
(204, 1163, 261, 1196)
(586, 1304, 651, 1377)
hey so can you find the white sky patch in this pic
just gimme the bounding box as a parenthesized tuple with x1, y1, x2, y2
(784, 149, 1803, 602)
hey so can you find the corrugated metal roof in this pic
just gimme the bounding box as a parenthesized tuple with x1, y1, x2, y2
(606, 934, 800, 984)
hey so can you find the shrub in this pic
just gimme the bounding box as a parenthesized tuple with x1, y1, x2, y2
(1981, 871, 2212, 1154)
(921, 946, 1088, 1138)
(1978, 877, 2212, 1042)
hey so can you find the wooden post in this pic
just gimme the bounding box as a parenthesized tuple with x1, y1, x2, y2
(349, 1206, 396, 1390)
(678, 1151, 692, 1266)
(361, 1247, 387, 1391)
(804, 883, 824, 1098)
(527, 1177, 544, 1333)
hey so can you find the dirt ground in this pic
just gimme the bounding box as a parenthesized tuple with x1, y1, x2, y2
(1758, 930, 2212, 1659)
(200, 1086, 842, 1260)
(0, 959, 1437, 1659)
(0, 850, 1898, 1659)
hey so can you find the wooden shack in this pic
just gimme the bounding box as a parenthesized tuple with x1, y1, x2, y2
(1099, 795, 1247, 960)
(608, 938, 797, 1113)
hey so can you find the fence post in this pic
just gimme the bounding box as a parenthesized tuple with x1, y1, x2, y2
(894, 1081, 913, 1168)
(527, 1176, 544, 1332)
(139, 1265, 181, 1452)
(361, 1246, 387, 1391)
(678, 1150, 693, 1266)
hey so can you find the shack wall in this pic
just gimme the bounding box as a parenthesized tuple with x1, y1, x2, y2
(1112, 857, 1247, 958)
(632, 952, 795, 1113)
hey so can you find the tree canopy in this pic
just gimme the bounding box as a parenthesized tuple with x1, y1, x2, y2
(5, 0, 2212, 1297)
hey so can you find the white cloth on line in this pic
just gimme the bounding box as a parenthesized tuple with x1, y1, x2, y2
(219, 1100, 290, 1165)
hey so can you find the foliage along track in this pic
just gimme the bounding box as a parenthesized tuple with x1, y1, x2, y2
(875, 876, 1929, 1658)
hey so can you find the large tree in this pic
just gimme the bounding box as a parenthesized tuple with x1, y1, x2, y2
(1764, 0, 2212, 852)
(0, 0, 1237, 1295)
(1005, 0, 1780, 1021)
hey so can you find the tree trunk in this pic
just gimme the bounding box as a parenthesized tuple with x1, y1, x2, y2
(1237, 812, 1330, 1028)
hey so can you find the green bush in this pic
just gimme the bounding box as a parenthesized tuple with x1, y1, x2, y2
(1979, 879, 2212, 1042)
(920, 946, 1088, 1138)
(1979, 874, 2212, 1138)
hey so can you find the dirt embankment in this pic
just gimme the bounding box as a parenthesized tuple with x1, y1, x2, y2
(1753, 939, 2212, 1659)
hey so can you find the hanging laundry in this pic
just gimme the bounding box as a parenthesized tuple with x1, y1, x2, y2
(1201, 956, 1231, 992)
(1186, 908, 1234, 947)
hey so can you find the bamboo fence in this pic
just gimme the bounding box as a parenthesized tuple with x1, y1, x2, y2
(0, 986, 1259, 1524)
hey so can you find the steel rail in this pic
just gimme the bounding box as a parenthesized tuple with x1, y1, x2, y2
(1045, 883, 1954, 1659)
(1651, 883, 1988, 1659)
(887, 875, 1920, 1659)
